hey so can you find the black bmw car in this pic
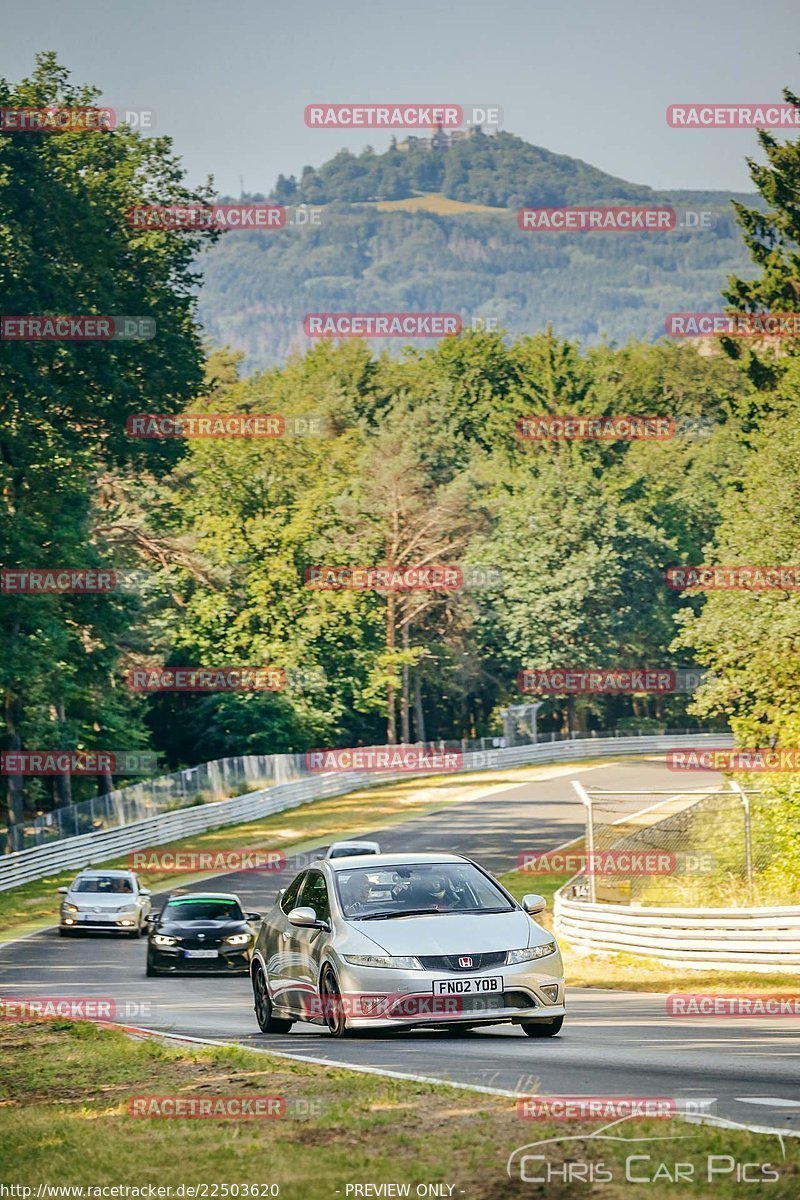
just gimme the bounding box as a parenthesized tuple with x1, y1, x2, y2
(146, 892, 261, 976)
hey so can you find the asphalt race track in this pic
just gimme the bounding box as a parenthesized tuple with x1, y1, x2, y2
(2, 757, 799, 1135)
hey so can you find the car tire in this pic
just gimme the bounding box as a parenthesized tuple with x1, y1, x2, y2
(520, 1015, 564, 1038)
(320, 964, 351, 1038)
(252, 964, 293, 1034)
(58, 927, 73, 937)
(146, 955, 158, 977)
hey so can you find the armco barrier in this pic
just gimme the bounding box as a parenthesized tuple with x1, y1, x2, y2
(554, 889, 800, 972)
(0, 733, 731, 893)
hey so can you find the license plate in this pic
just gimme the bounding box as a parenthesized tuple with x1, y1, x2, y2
(184, 949, 218, 959)
(432, 975, 502, 995)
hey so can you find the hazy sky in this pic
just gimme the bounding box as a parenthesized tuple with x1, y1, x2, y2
(3, 0, 799, 196)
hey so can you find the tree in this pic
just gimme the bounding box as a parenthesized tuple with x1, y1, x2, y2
(0, 53, 210, 838)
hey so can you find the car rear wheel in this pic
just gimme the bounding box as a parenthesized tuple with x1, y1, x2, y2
(252, 964, 293, 1034)
(520, 1015, 564, 1038)
(320, 964, 350, 1038)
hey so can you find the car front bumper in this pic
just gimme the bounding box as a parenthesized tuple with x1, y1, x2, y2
(315, 954, 566, 1029)
(61, 912, 141, 931)
(149, 945, 252, 973)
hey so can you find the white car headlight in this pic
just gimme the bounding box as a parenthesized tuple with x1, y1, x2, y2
(153, 934, 178, 947)
(506, 942, 557, 964)
(63, 903, 79, 914)
(343, 954, 422, 970)
(223, 933, 251, 946)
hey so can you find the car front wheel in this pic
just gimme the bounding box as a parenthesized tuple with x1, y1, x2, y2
(320, 964, 350, 1038)
(520, 1015, 564, 1038)
(252, 964, 293, 1034)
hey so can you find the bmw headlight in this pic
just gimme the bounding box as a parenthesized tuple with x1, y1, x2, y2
(223, 933, 251, 946)
(506, 942, 557, 964)
(63, 903, 79, 914)
(343, 954, 422, 970)
(153, 934, 178, 947)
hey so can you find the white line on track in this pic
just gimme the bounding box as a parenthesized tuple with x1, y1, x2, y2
(119, 1024, 800, 1141)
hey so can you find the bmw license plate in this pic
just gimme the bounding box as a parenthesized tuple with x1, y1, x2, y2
(432, 975, 502, 995)
(184, 949, 218, 958)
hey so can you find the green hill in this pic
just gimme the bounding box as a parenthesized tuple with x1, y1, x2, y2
(197, 129, 758, 369)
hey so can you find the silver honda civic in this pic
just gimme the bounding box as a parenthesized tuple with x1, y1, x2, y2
(250, 852, 565, 1037)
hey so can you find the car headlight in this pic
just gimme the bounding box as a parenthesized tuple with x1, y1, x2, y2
(63, 903, 79, 914)
(117, 905, 138, 913)
(343, 954, 422, 970)
(506, 942, 557, 964)
(223, 933, 251, 946)
(152, 934, 178, 947)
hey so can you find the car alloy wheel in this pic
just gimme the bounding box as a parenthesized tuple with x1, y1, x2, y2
(320, 964, 349, 1038)
(520, 1015, 564, 1038)
(252, 964, 292, 1034)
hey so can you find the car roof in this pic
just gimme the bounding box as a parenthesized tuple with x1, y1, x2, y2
(328, 840, 380, 850)
(326, 852, 469, 872)
(165, 892, 240, 901)
(74, 869, 134, 878)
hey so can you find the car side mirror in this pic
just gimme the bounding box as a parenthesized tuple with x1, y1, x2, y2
(288, 905, 328, 930)
(246, 911, 262, 922)
(140, 888, 151, 897)
(57, 887, 69, 894)
(149, 910, 161, 923)
(522, 893, 547, 916)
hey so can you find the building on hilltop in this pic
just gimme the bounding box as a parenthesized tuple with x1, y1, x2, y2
(397, 124, 486, 153)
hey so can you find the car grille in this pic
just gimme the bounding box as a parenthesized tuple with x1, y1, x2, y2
(179, 937, 223, 950)
(418, 952, 507, 972)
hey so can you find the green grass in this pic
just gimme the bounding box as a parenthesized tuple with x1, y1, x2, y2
(1, 1020, 797, 1198)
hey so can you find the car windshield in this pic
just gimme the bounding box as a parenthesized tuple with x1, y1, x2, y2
(335, 863, 514, 919)
(162, 898, 244, 921)
(73, 876, 133, 894)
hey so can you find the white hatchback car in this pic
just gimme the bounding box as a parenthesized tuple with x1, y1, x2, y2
(58, 869, 152, 937)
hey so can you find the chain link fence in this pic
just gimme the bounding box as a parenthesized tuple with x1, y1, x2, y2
(571, 781, 800, 907)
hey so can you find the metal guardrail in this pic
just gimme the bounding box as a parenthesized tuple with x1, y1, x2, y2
(554, 890, 800, 971)
(0, 733, 730, 892)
